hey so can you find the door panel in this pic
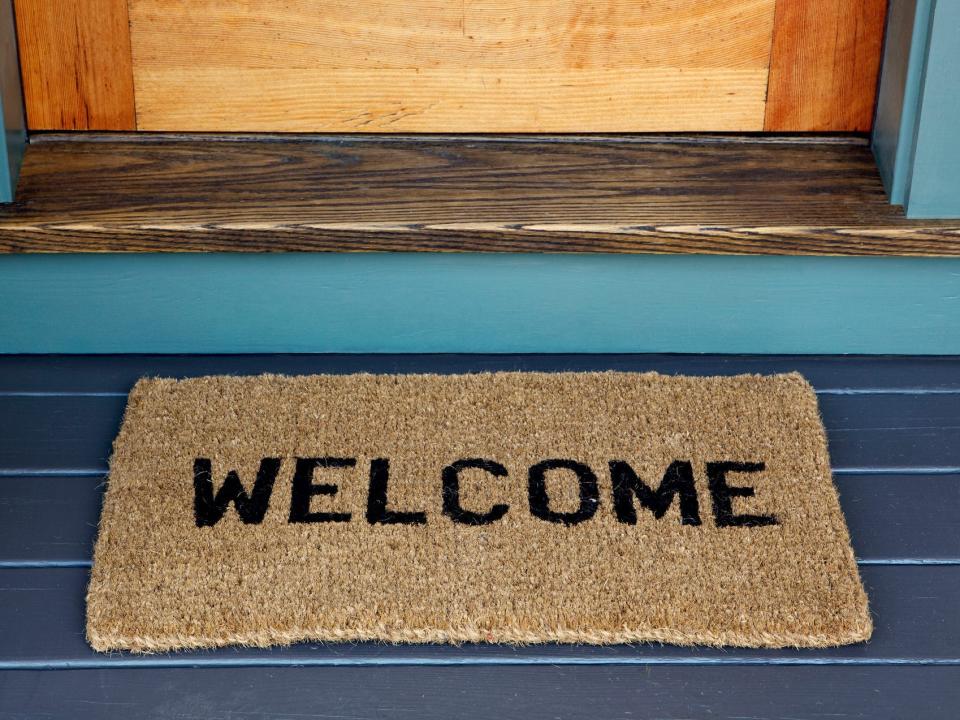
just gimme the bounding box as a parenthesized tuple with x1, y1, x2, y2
(13, 0, 888, 133)
(14, 0, 135, 130)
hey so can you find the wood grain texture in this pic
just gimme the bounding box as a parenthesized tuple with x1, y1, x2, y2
(765, 0, 888, 132)
(127, 0, 776, 132)
(13, 0, 136, 130)
(2, 136, 960, 254)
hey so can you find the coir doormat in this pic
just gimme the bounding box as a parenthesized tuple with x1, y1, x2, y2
(87, 372, 871, 652)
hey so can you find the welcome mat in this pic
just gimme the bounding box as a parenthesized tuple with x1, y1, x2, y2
(87, 372, 871, 652)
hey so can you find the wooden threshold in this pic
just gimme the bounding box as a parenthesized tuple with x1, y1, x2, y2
(1, 134, 959, 255)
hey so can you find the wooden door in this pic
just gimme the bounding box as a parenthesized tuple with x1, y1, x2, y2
(14, 0, 887, 132)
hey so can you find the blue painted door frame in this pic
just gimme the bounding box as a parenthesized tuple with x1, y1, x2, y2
(0, 0, 25, 203)
(874, 0, 960, 218)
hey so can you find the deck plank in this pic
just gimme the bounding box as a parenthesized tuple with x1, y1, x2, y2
(0, 476, 104, 564)
(3, 354, 960, 394)
(3, 392, 957, 474)
(3, 137, 960, 254)
(2, 665, 957, 720)
(0, 565, 957, 666)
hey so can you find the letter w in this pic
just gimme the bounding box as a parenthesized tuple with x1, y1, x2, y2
(610, 460, 701, 526)
(193, 458, 282, 527)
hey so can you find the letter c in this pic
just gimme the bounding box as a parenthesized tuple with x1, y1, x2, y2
(442, 458, 510, 525)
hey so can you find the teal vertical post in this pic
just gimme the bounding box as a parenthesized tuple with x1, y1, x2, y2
(873, 0, 931, 206)
(901, 0, 960, 218)
(873, 0, 960, 218)
(0, 0, 25, 203)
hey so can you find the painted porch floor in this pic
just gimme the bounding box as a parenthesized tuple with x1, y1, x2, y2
(0, 354, 958, 719)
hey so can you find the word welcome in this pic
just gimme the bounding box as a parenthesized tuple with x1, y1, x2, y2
(193, 457, 779, 529)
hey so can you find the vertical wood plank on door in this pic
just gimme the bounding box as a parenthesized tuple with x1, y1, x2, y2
(14, 0, 136, 130)
(765, 0, 888, 132)
(128, 0, 777, 132)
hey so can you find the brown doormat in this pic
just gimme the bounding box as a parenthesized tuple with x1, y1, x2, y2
(87, 372, 871, 652)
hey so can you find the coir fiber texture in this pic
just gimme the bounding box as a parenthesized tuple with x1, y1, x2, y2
(87, 372, 871, 652)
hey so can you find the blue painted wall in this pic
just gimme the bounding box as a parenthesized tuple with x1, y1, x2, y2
(0, 0, 25, 203)
(2, 253, 959, 354)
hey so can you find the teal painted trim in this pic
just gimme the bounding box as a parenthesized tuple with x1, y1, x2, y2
(0, 0, 25, 203)
(1, 254, 959, 354)
(902, 0, 960, 218)
(873, 0, 960, 218)
(873, 0, 931, 205)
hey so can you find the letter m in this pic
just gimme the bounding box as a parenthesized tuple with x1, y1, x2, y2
(193, 458, 282, 527)
(610, 460, 701, 526)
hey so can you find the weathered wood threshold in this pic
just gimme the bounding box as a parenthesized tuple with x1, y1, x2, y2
(2, 133, 959, 255)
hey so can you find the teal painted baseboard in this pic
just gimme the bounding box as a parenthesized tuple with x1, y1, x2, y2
(2, 253, 959, 354)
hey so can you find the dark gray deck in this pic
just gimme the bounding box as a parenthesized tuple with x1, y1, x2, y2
(0, 355, 957, 719)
